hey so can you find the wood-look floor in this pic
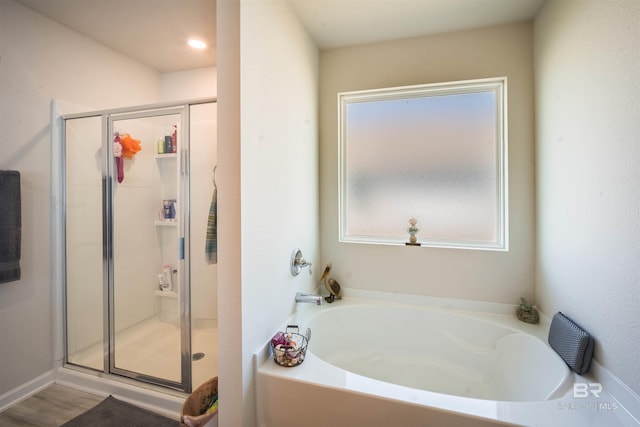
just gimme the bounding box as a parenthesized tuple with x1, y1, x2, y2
(0, 384, 104, 426)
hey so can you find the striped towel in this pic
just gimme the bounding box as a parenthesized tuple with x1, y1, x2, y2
(205, 186, 217, 264)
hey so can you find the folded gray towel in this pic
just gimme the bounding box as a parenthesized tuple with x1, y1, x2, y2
(548, 312, 594, 374)
(0, 171, 21, 284)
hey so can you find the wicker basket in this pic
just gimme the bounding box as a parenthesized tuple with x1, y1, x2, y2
(181, 376, 218, 427)
(270, 325, 310, 367)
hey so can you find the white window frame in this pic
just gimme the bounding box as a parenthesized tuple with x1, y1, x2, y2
(338, 77, 508, 251)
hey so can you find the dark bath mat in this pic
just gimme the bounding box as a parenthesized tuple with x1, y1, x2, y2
(62, 395, 178, 427)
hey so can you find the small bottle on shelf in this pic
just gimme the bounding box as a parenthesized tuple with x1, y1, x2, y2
(171, 125, 177, 153)
(162, 264, 172, 291)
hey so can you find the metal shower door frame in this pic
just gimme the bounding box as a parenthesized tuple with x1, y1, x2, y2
(60, 98, 214, 394)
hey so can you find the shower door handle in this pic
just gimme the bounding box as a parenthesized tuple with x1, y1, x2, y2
(178, 237, 185, 260)
(181, 149, 188, 175)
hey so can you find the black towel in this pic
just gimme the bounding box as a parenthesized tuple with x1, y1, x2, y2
(0, 171, 21, 284)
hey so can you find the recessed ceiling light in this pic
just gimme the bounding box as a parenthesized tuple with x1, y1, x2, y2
(188, 39, 207, 49)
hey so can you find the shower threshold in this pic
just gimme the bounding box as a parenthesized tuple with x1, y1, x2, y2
(67, 315, 218, 391)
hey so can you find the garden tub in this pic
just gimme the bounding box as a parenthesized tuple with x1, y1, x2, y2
(256, 295, 620, 426)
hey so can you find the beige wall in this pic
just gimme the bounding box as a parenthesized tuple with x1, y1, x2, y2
(320, 23, 535, 304)
(534, 0, 640, 395)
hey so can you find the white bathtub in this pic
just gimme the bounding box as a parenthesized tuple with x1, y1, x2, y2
(306, 302, 569, 403)
(257, 294, 638, 426)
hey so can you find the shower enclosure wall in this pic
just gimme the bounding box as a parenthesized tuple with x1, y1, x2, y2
(61, 100, 217, 393)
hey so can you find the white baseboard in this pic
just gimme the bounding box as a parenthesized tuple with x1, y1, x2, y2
(0, 370, 56, 412)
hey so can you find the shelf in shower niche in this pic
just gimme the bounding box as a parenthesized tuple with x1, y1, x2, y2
(154, 220, 177, 227)
(155, 290, 177, 298)
(154, 153, 177, 159)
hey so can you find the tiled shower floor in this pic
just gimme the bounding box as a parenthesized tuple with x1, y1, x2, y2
(67, 316, 218, 390)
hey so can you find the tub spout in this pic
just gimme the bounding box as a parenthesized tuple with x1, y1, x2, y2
(295, 292, 322, 306)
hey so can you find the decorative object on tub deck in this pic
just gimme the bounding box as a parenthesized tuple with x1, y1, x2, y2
(0, 170, 21, 284)
(405, 217, 421, 246)
(548, 312, 594, 374)
(271, 325, 310, 367)
(113, 132, 142, 183)
(516, 297, 539, 324)
(319, 263, 331, 283)
(320, 262, 342, 303)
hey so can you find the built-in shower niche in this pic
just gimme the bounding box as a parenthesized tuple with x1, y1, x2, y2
(154, 148, 180, 325)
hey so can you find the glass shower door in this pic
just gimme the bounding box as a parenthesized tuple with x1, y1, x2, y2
(108, 108, 191, 390)
(64, 115, 105, 372)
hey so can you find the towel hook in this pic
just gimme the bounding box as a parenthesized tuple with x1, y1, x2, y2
(212, 165, 217, 188)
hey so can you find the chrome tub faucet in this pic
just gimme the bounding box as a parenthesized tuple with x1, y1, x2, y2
(295, 292, 322, 306)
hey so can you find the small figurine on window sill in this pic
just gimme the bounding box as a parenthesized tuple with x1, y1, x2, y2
(406, 217, 421, 246)
(517, 297, 539, 324)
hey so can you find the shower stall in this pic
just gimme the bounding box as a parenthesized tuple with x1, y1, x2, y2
(59, 99, 217, 393)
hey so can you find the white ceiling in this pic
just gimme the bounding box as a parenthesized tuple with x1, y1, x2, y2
(14, 0, 216, 73)
(289, 0, 546, 49)
(13, 0, 544, 73)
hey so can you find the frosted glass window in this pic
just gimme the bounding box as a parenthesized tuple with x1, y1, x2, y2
(339, 78, 507, 250)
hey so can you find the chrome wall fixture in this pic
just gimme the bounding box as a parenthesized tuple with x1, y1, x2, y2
(290, 248, 312, 276)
